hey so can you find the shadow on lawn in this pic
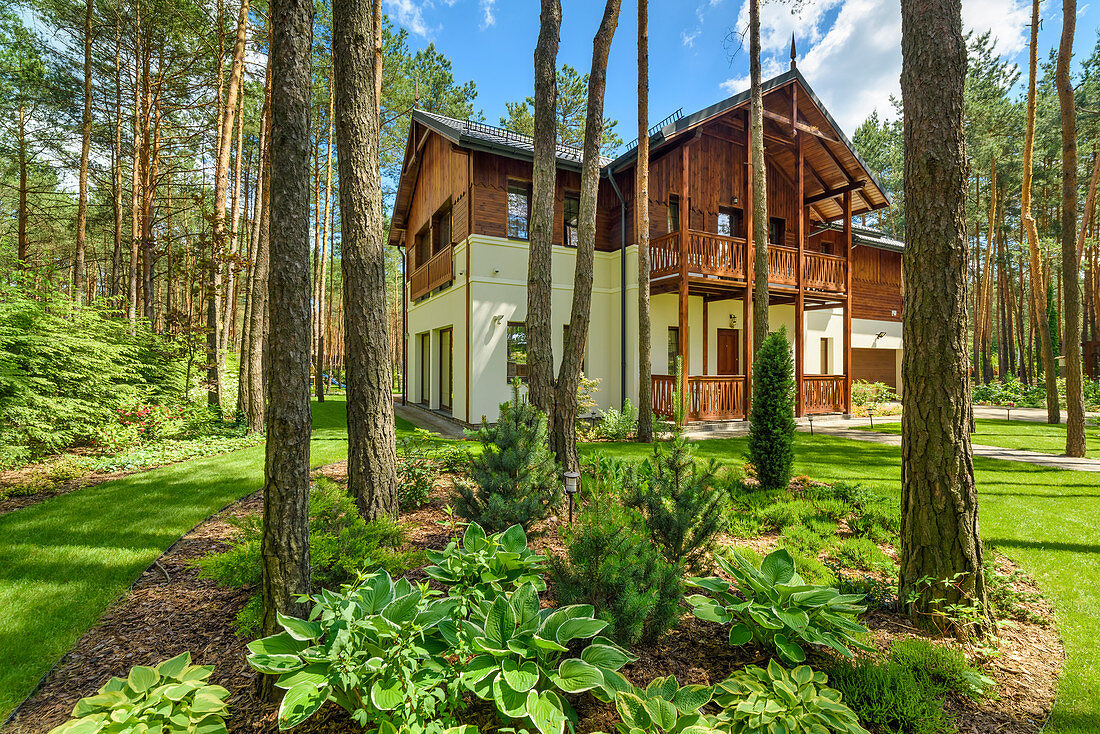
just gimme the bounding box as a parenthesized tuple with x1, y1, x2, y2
(983, 538, 1100, 556)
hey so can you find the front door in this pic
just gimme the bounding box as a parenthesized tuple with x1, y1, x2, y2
(717, 329, 739, 375)
(419, 333, 431, 405)
(439, 328, 453, 411)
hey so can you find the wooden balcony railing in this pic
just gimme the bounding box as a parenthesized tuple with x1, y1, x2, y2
(649, 231, 844, 293)
(409, 245, 454, 301)
(804, 251, 847, 293)
(802, 375, 847, 414)
(652, 374, 746, 421)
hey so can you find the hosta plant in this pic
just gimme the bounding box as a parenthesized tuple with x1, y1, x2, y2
(47, 652, 229, 734)
(246, 571, 466, 733)
(454, 582, 634, 734)
(710, 660, 868, 734)
(686, 548, 872, 664)
(424, 521, 547, 617)
(607, 676, 720, 734)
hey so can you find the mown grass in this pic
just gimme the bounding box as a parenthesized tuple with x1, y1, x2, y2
(0, 397, 417, 722)
(580, 433, 1100, 733)
(857, 417, 1099, 458)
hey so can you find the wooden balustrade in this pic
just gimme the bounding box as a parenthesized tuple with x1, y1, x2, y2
(687, 231, 745, 279)
(802, 375, 847, 414)
(409, 245, 454, 301)
(652, 374, 746, 421)
(767, 245, 798, 286)
(650, 232, 680, 278)
(803, 251, 847, 293)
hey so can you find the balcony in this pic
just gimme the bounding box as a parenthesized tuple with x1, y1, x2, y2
(650, 230, 846, 294)
(652, 373, 847, 422)
(409, 244, 454, 301)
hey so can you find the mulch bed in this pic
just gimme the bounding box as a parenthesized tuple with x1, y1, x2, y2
(3, 465, 1062, 734)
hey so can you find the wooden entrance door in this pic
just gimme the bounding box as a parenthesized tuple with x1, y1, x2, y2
(439, 328, 453, 411)
(717, 329, 739, 375)
(419, 333, 430, 405)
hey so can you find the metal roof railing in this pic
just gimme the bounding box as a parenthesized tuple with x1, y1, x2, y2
(623, 108, 683, 152)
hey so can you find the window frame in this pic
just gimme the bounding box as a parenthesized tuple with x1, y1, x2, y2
(432, 199, 453, 255)
(563, 193, 580, 248)
(668, 195, 680, 234)
(717, 205, 743, 238)
(667, 327, 680, 375)
(506, 321, 528, 382)
(507, 180, 531, 241)
(768, 217, 786, 246)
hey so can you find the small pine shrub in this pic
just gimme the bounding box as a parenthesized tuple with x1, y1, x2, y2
(779, 524, 831, 557)
(551, 491, 683, 646)
(888, 639, 994, 700)
(456, 380, 561, 532)
(849, 502, 901, 543)
(749, 329, 796, 492)
(834, 537, 893, 573)
(827, 657, 958, 734)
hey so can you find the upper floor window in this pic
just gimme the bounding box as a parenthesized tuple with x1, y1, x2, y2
(769, 217, 786, 246)
(507, 181, 530, 240)
(668, 195, 680, 233)
(563, 194, 580, 248)
(820, 239, 834, 255)
(414, 226, 429, 269)
(717, 206, 743, 238)
(506, 322, 528, 381)
(432, 200, 452, 254)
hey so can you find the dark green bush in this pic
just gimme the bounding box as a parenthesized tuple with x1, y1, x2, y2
(887, 638, 993, 700)
(827, 656, 957, 734)
(551, 490, 683, 646)
(455, 380, 561, 532)
(748, 328, 796, 492)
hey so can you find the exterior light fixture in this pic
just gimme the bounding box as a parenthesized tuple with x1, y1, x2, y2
(564, 471, 580, 524)
(731, 195, 739, 205)
(867, 408, 875, 429)
(728, 314, 737, 329)
(876, 331, 887, 340)
(492, 315, 504, 325)
(807, 414, 813, 436)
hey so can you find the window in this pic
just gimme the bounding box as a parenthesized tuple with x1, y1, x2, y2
(432, 201, 452, 254)
(768, 217, 786, 246)
(668, 195, 680, 233)
(820, 337, 832, 374)
(563, 194, 580, 248)
(507, 322, 528, 381)
(820, 239, 834, 256)
(717, 206, 743, 238)
(667, 327, 680, 375)
(414, 226, 429, 270)
(507, 181, 530, 239)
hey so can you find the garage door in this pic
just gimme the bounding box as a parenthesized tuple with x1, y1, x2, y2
(852, 348, 897, 389)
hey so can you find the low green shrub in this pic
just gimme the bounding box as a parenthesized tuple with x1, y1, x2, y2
(687, 548, 871, 664)
(457, 380, 561, 533)
(47, 652, 230, 734)
(779, 524, 832, 557)
(792, 551, 839, 586)
(725, 512, 766, 539)
(711, 660, 868, 734)
(397, 428, 443, 509)
(833, 537, 894, 573)
(805, 514, 840, 537)
(983, 553, 1047, 625)
(811, 497, 853, 522)
(754, 499, 818, 530)
(826, 657, 958, 734)
(848, 502, 900, 544)
(887, 638, 994, 700)
(596, 399, 638, 441)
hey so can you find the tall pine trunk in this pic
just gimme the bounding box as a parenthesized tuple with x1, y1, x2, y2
(749, 0, 769, 349)
(635, 0, 653, 443)
(898, 0, 989, 631)
(334, 0, 398, 520)
(258, 0, 314, 691)
(1057, 0, 1085, 457)
(75, 0, 93, 303)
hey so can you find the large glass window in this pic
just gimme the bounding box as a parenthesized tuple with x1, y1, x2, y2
(563, 194, 580, 248)
(507, 181, 530, 240)
(507, 322, 528, 381)
(432, 201, 452, 253)
(717, 206, 743, 238)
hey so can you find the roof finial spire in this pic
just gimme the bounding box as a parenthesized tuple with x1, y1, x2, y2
(790, 34, 797, 70)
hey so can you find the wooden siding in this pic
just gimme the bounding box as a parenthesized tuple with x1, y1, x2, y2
(852, 347, 898, 388)
(406, 133, 470, 270)
(851, 246, 902, 321)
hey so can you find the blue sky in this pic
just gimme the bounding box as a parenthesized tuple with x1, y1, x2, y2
(386, 0, 1100, 145)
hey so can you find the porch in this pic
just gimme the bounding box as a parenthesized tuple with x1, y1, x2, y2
(652, 373, 847, 421)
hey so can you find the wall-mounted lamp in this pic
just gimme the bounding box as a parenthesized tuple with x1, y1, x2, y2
(873, 330, 887, 347)
(492, 268, 500, 276)
(731, 195, 739, 205)
(492, 315, 504, 325)
(564, 471, 581, 523)
(728, 314, 737, 329)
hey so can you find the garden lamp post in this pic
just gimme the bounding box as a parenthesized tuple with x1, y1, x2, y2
(564, 471, 580, 524)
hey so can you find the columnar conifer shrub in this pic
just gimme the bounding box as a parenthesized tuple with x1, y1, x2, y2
(749, 329, 796, 491)
(456, 380, 561, 532)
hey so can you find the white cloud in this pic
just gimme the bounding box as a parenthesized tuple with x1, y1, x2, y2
(386, 0, 432, 37)
(682, 28, 702, 47)
(719, 0, 1031, 136)
(480, 0, 496, 29)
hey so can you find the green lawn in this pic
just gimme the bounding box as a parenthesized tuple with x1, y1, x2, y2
(856, 417, 1099, 458)
(581, 434, 1100, 734)
(0, 398, 419, 722)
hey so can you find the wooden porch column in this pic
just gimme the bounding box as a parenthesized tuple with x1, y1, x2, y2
(702, 297, 709, 375)
(843, 191, 853, 416)
(679, 143, 690, 418)
(742, 109, 754, 420)
(795, 129, 805, 417)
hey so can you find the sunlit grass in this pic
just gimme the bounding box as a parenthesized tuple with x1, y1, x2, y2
(857, 417, 1099, 458)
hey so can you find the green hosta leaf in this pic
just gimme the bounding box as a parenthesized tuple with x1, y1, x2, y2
(686, 576, 730, 593)
(530, 635, 569, 653)
(673, 684, 714, 714)
(790, 665, 814, 687)
(527, 690, 568, 734)
(492, 676, 529, 718)
(48, 718, 106, 734)
(646, 676, 678, 700)
(278, 681, 328, 729)
(247, 653, 304, 675)
(555, 617, 607, 645)
(501, 659, 540, 692)
(644, 697, 677, 730)
(126, 666, 158, 693)
(382, 591, 422, 625)
(499, 524, 528, 553)
(686, 595, 732, 624)
(72, 692, 127, 718)
(788, 588, 838, 607)
(510, 583, 541, 624)
(155, 652, 191, 680)
(773, 634, 806, 664)
(162, 682, 200, 701)
(615, 691, 651, 729)
(370, 680, 403, 711)
(553, 659, 604, 693)
(580, 643, 632, 671)
(274, 663, 330, 690)
(593, 669, 633, 703)
(247, 632, 307, 657)
(729, 623, 753, 646)
(357, 572, 395, 613)
(277, 612, 323, 642)
(190, 689, 229, 715)
(463, 522, 488, 553)
(483, 595, 516, 648)
(193, 714, 230, 734)
(774, 607, 810, 633)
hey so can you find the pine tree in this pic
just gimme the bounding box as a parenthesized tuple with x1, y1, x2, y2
(749, 329, 796, 492)
(455, 380, 562, 532)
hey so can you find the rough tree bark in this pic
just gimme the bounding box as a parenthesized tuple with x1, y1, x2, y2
(244, 76, 272, 433)
(258, 0, 313, 699)
(550, 0, 621, 471)
(635, 0, 653, 443)
(316, 79, 334, 402)
(525, 0, 561, 420)
(75, 0, 93, 303)
(749, 0, 769, 350)
(1056, 0, 1084, 457)
(334, 0, 398, 520)
(1022, 0, 1060, 424)
(898, 0, 989, 631)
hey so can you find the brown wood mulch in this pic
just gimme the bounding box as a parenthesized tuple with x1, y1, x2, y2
(0, 465, 134, 517)
(3, 467, 1061, 734)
